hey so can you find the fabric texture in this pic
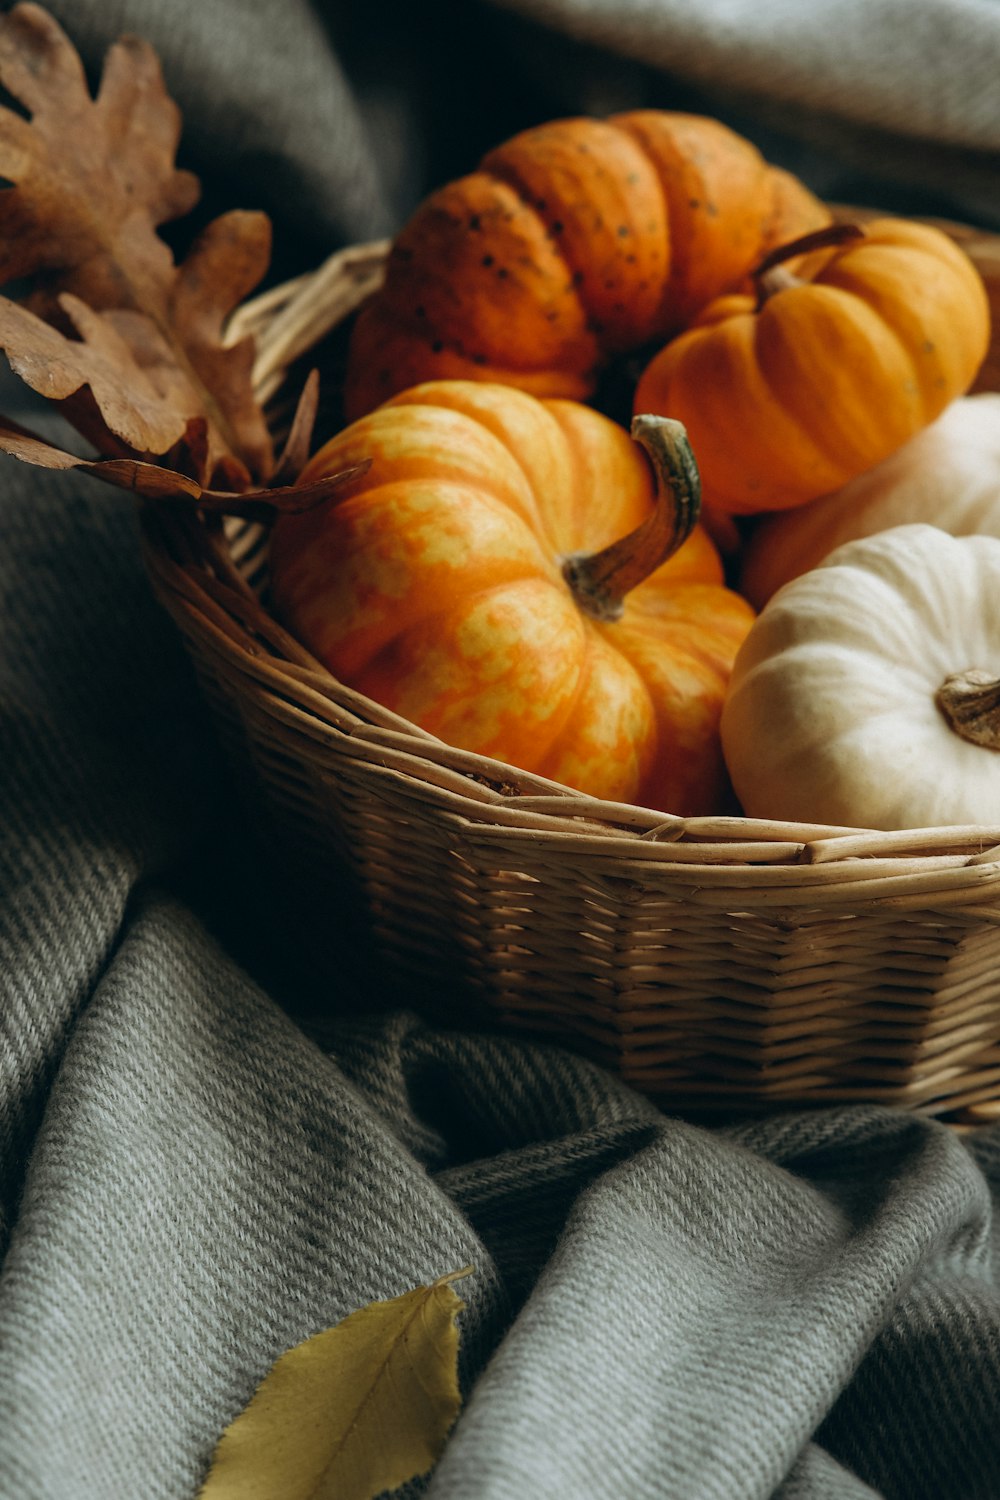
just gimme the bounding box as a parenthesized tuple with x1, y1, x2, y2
(1, 2, 1000, 1497)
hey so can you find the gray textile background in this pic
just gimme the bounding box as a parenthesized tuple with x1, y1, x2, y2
(2, 2, 1000, 1497)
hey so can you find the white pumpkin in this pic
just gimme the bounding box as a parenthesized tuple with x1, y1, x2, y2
(721, 524, 1000, 830)
(740, 394, 1000, 608)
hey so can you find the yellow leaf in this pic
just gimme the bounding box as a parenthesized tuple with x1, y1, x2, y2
(197, 1268, 472, 1500)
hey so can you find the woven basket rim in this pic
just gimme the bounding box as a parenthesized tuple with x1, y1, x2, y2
(142, 203, 1000, 911)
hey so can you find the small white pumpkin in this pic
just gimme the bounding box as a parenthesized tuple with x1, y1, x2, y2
(740, 394, 1000, 608)
(722, 523, 1000, 830)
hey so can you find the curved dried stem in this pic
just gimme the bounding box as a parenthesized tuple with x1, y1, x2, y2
(562, 415, 700, 622)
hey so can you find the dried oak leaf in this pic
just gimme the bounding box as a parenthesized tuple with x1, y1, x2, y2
(0, 2, 196, 311)
(0, 3, 275, 484)
(47, 216, 276, 482)
(0, 293, 189, 455)
(165, 210, 275, 481)
(0, 414, 368, 519)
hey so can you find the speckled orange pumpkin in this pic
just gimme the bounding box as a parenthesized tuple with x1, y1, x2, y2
(269, 381, 755, 815)
(343, 112, 829, 420)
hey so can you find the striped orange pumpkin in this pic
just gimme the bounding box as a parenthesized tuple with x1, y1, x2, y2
(271, 381, 755, 815)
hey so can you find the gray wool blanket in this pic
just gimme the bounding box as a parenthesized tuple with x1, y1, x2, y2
(2, 2, 1000, 1496)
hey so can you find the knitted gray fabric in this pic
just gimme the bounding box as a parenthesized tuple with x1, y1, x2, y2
(485, 0, 1000, 229)
(2, 4, 1000, 1498)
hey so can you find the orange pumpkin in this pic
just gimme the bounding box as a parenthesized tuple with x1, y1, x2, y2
(634, 220, 992, 517)
(270, 381, 755, 816)
(343, 112, 829, 420)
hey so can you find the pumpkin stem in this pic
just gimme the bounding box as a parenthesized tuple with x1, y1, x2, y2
(562, 415, 700, 623)
(755, 222, 866, 308)
(935, 669, 1000, 751)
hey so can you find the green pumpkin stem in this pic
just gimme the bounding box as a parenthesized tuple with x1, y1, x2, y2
(755, 222, 866, 308)
(562, 415, 700, 623)
(935, 669, 1000, 751)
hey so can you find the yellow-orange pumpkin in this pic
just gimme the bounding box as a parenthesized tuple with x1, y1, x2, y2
(343, 112, 829, 420)
(270, 381, 755, 815)
(634, 220, 992, 517)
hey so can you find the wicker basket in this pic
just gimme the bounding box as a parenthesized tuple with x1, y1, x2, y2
(141, 218, 1000, 1122)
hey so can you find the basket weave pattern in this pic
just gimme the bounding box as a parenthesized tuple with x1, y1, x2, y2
(143, 220, 1000, 1119)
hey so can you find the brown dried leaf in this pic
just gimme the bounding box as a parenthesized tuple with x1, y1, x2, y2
(0, 3, 197, 310)
(0, 4, 275, 482)
(0, 413, 97, 471)
(56, 222, 276, 481)
(0, 416, 367, 517)
(167, 210, 274, 479)
(0, 293, 188, 453)
(271, 370, 321, 487)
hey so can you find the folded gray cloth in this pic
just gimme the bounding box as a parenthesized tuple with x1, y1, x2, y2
(488, 0, 1000, 149)
(486, 0, 1000, 228)
(2, 3, 1000, 1497)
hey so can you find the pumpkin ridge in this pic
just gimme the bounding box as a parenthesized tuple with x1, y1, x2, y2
(616, 600, 750, 678)
(542, 410, 610, 560)
(317, 423, 544, 530)
(389, 395, 565, 557)
(480, 127, 669, 353)
(472, 154, 589, 317)
(815, 251, 989, 425)
(603, 589, 749, 717)
(376, 172, 601, 370)
(528, 624, 609, 777)
(330, 474, 558, 580)
(596, 618, 718, 814)
(612, 110, 781, 334)
(746, 295, 851, 479)
(747, 288, 910, 481)
(271, 472, 567, 684)
(612, 116, 703, 330)
(367, 450, 551, 553)
(356, 575, 593, 769)
(839, 297, 946, 436)
(459, 413, 560, 552)
(350, 572, 558, 672)
(530, 621, 658, 795)
(696, 313, 843, 506)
